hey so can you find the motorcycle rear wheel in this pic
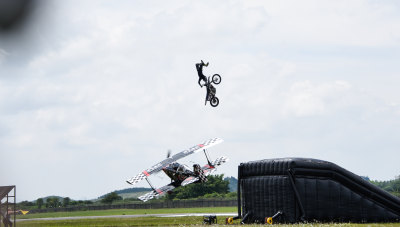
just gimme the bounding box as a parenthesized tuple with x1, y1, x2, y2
(210, 97, 219, 107)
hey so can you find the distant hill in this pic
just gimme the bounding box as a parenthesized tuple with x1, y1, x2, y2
(113, 187, 152, 194)
(99, 187, 152, 199)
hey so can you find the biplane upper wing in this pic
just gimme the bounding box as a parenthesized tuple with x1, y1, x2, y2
(138, 184, 175, 202)
(181, 156, 229, 187)
(126, 138, 223, 185)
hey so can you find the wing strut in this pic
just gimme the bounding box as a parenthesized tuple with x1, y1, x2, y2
(203, 149, 213, 167)
(145, 177, 156, 191)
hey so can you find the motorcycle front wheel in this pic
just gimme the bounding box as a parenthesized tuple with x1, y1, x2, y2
(210, 97, 219, 107)
(212, 74, 221, 85)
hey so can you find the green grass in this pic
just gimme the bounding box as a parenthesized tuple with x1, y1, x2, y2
(17, 216, 400, 227)
(16, 207, 400, 226)
(17, 206, 237, 219)
(18, 216, 204, 227)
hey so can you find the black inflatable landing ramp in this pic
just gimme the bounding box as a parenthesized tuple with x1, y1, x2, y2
(238, 158, 400, 223)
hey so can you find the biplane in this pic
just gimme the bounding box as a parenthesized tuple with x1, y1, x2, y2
(126, 138, 228, 202)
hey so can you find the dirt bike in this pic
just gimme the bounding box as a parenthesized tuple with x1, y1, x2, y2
(204, 74, 221, 107)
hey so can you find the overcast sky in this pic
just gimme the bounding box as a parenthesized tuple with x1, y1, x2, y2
(1, 0, 400, 202)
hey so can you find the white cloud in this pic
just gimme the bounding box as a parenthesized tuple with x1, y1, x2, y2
(282, 80, 352, 117)
(1, 0, 400, 201)
(245, 0, 400, 47)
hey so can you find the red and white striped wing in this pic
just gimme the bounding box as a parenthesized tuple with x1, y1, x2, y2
(181, 176, 199, 186)
(138, 184, 175, 202)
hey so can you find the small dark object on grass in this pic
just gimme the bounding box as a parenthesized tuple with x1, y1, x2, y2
(203, 215, 217, 224)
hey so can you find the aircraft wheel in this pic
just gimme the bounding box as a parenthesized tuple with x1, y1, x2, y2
(212, 74, 221, 84)
(210, 97, 219, 107)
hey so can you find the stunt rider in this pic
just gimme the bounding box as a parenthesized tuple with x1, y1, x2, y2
(195, 60, 209, 87)
(195, 60, 220, 107)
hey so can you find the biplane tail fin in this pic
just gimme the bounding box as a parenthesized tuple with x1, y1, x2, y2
(210, 156, 228, 167)
(200, 156, 229, 175)
(182, 156, 229, 187)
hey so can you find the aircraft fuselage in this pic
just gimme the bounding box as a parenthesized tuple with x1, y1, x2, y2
(162, 162, 194, 185)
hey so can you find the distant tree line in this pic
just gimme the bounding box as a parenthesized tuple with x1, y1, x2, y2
(101, 192, 122, 204)
(96, 175, 236, 203)
(16, 175, 236, 210)
(164, 174, 236, 200)
(370, 175, 400, 198)
(18, 197, 93, 210)
(17, 174, 398, 210)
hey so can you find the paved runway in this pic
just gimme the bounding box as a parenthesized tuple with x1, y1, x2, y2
(17, 213, 237, 222)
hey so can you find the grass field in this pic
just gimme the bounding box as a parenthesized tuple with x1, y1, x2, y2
(17, 217, 400, 227)
(16, 207, 400, 226)
(17, 206, 237, 219)
(19, 216, 211, 227)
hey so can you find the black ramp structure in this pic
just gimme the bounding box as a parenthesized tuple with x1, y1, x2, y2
(238, 158, 400, 223)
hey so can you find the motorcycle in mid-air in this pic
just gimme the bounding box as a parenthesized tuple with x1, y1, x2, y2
(204, 74, 221, 107)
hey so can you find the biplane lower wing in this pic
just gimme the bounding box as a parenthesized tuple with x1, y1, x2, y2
(126, 138, 223, 185)
(181, 176, 199, 186)
(138, 184, 176, 202)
